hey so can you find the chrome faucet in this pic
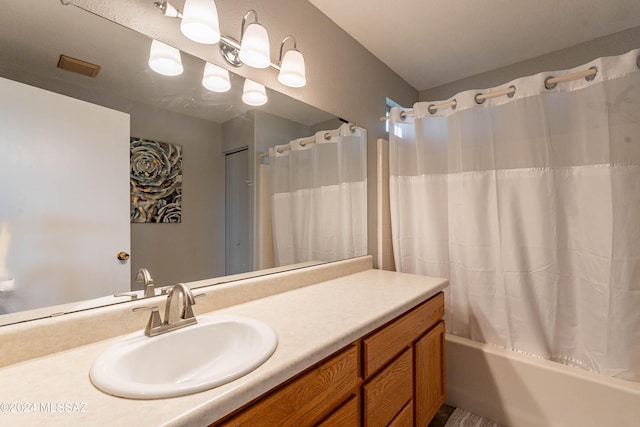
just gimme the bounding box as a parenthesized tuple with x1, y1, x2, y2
(164, 283, 196, 325)
(136, 268, 155, 298)
(133, 283, 201, 337)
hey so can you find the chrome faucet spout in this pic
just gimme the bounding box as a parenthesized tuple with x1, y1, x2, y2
(164, 283, 196, 324)
(136, 268, 155, 298)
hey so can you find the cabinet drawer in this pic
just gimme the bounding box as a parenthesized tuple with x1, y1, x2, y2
(217, 345, 358, 427)
(363, 348, 413, 427)
(317, 394, 359, 426)
(362, 292, 444, 378)
(389, 400, 413, 427)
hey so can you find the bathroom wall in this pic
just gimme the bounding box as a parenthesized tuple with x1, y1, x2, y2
(222, 110, 317, 272)
(70, 0, 420, 268)
(420, 26, 640, 101)
(129, 104, 225, 288)
(310, 118, 345, 135)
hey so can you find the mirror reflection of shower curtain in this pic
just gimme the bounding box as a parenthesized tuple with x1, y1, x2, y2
(389, 49, 640, 381)
(269, 123, 367, 266)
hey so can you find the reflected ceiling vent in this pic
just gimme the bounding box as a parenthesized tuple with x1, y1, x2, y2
(57, 54, 101, 77)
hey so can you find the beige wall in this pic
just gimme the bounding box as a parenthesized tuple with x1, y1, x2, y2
(70, 0, 420, 268)
(420, 26, 640, 101)
(129, 104, 225, 288)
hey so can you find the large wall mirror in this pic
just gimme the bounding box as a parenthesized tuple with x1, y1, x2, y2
(0, 0, 367, 326)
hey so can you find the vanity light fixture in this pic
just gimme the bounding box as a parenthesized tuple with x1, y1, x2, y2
(155, 0, 181, 18)
(148, 39, 183, 76)
(238, 10, 270, 69)
(202, 62, 231, 92)
(180, 0, 220, 44)
(155, 0, 220, 44)
(153, 2, 307, 88)
(277, 36, 306, 88)
(242, 79, 268, 106)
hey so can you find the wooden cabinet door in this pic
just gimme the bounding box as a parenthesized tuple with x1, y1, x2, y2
(415, 321, 446, 426)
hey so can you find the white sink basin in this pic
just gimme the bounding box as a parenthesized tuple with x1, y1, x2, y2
(89, 314, 277, 399)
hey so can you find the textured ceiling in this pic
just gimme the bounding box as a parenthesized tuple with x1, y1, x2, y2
(308, 0, 640, 91)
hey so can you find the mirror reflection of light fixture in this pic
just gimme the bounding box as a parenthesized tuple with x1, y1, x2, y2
(148, 39, 183, 76)
(242, 79, 268, 106)
(278, 36, 306, 88)
(238, 10, 270, 69)
(202, 62, 231, 92)
(180, 0, 220, 44)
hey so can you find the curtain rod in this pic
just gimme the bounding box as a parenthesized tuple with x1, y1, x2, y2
(379, 66, 598, 121)
(271, 124, 361, 154)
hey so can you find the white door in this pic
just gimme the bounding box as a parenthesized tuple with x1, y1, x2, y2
(0, 77, 130, 313)
(225, 149, 251, 275)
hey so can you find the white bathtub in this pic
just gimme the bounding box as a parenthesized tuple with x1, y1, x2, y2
(445, 334, 640, 427)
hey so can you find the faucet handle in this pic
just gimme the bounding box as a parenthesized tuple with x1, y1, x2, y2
(114, 291, 138, 301)
(133, 305, 163, 335)
(132, 305, 159, 312)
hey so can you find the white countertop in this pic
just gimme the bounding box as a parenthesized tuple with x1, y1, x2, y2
(0, 269, 447, 426)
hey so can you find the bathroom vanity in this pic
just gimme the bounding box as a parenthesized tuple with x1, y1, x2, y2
(0, 256, 447, 426)
(215, 292, 445, 426)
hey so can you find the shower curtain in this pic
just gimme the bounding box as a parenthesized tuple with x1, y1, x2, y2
(389, 49, 640, 380)
(269, 123, 367, 266)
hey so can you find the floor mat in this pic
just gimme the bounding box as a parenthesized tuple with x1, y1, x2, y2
(444, 408, 502, 427)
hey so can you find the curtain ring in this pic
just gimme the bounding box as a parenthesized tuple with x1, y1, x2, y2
(451, 99, 457, 110)
(544, 76, 557, 90)
(507, 85, 516, 97)
(324, 132, 331, 141)
(474, 93, 486, 105)
(399, 111, 408, 120)
(585, 66, 598, 82)
(427, 104, 437, 114)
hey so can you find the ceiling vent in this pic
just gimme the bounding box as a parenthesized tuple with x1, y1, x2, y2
(57, 54, 101, 77)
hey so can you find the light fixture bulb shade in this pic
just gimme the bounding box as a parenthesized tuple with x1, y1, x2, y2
(180, 0, 221, 44)
(242, 79, 268, 106)
(148, 39, 183, 76)
(161, 1, 180, 18)
(202, 62, 231, 92)
(278, 49, 306, 87)
(239, 23, 270, 68)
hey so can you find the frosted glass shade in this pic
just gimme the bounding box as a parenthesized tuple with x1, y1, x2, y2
(180, 0, 220, 44)
(239, 23, 270, 68)
(278, 49, 306, 87)
(160, 1, 180, 18)
(148, 40, 183, 76)
(242, 79, 268, 106)
(202, 62, 231, 92)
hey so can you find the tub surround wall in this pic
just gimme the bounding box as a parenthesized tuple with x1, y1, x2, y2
(0, 257, 447, 426)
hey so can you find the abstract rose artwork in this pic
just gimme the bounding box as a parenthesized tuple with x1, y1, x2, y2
(129, 137, 182, 223)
